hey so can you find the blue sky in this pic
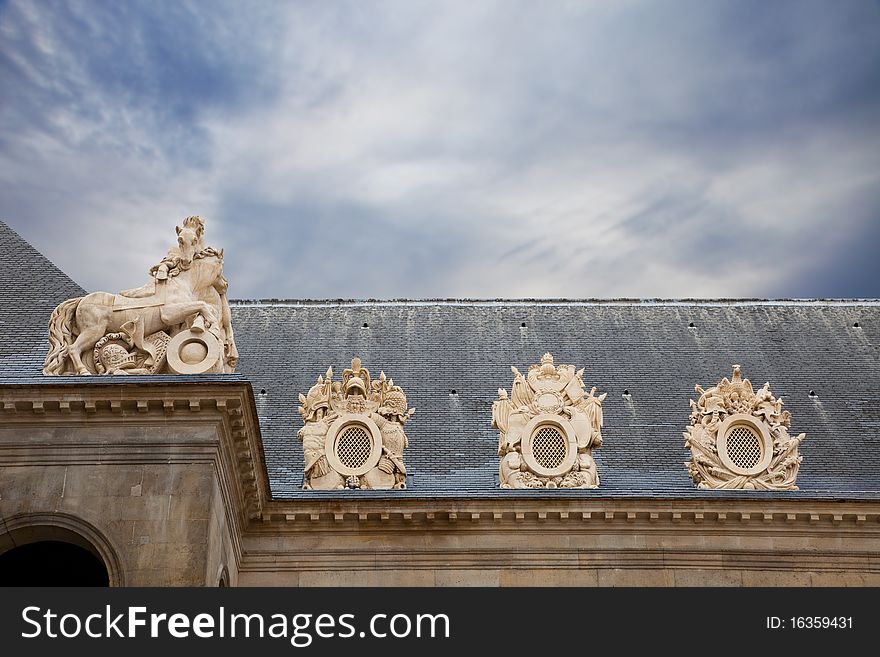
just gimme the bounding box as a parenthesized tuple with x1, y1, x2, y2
(1, 0, 879, 298)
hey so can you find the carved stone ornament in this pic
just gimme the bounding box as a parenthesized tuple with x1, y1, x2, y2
(493, 353, 606, 489)
(43, 216, 239, 376)
(297, 357, 415, 490)
(684, 365, 805, 490)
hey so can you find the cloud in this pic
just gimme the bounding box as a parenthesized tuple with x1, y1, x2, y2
(1, 0, 878, 298)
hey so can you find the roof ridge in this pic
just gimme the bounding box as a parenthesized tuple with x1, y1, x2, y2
(227, 298, 880, 307)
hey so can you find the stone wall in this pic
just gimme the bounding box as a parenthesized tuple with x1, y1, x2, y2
(0, 380, 266, 586)
(239, 498, 880, 587)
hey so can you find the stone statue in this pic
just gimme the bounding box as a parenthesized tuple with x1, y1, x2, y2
(43, 216, 238, 376)
(494, 353, 606, 489)
(297, 358, 414, 490)
(684, 365, 805, 490)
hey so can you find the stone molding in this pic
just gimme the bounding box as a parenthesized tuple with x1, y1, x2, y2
(241, 498, 880, 582)
(252, 498, 880, 529)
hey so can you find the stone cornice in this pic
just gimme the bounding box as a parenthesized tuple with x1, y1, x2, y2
(240, 546, 880, 575)
(253, 497, 880, 532)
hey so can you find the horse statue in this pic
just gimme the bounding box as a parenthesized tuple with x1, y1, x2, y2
(43, 216, 239, 376)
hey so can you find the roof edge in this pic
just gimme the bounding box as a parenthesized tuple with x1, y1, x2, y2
(228, 298, 880, 307)
(0, 218, 86, 294)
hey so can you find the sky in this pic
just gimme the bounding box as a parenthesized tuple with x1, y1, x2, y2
(1, 0, 879, 299)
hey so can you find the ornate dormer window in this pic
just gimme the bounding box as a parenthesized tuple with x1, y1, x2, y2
(297, 358, 414, 490)
(493, 353, 606, 489)
(684, 365, 805, 490)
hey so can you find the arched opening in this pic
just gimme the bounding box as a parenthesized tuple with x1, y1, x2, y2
(217, 565, 230, 587)
(0, 513, 122, 586)
(0, 541, 108, 586)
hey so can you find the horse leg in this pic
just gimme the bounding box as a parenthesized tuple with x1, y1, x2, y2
(69, 300, 113, 375)
(221, 295, 238, 364)
(68, 324, 106, 375)
(191, 314, 206, 333)
(198, 301, 219, 328)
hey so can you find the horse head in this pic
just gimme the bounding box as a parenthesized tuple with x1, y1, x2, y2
(175, 225, 201, 268)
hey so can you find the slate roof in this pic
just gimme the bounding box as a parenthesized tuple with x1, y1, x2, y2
(0, 221, 85, 375)
(230, 299, 880, 501)
(1, 219, 879, 501)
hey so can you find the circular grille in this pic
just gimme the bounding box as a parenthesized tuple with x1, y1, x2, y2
(531, 426, 567, 469)
(725, 425, 763, 470)
(335, 425, 373, 469)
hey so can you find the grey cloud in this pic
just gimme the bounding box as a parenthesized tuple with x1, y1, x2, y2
(771, 195, 880, 298)
(217, 196, 480, 298)
(1, 0, 879, 298)
(0, 0, 285, 165)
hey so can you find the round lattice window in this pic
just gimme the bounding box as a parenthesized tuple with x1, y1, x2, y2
(519, 414, 577, 477)
(335, 424, 373, 470)
(532, 426, 567, 469)
(716, 414, 773, 477)
(725, 425, 763, 470)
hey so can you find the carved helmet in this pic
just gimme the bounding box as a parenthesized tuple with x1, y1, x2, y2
(380, 389, 408, 419)
(96, 342, 136, 373)
(344, 374, 367, 397)
(302, 379, 330, 420)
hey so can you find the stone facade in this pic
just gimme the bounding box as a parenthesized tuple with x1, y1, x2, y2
(0, 381, 265, 586)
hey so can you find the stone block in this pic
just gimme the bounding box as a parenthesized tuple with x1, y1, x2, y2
(434, 569, 500, 587)
(672, 569, 744, 586)
(741, 570, 813, 586)
(597, 568, 675, 586)
(500, 568, 599, 587)
(298, 569, 435, 587)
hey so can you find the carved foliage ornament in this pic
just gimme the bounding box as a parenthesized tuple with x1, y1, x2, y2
(43, 216, 238, 376)
(297, 358, 415, 490)
(684, 365, 805, 490)
(493, 353, 606, 489)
